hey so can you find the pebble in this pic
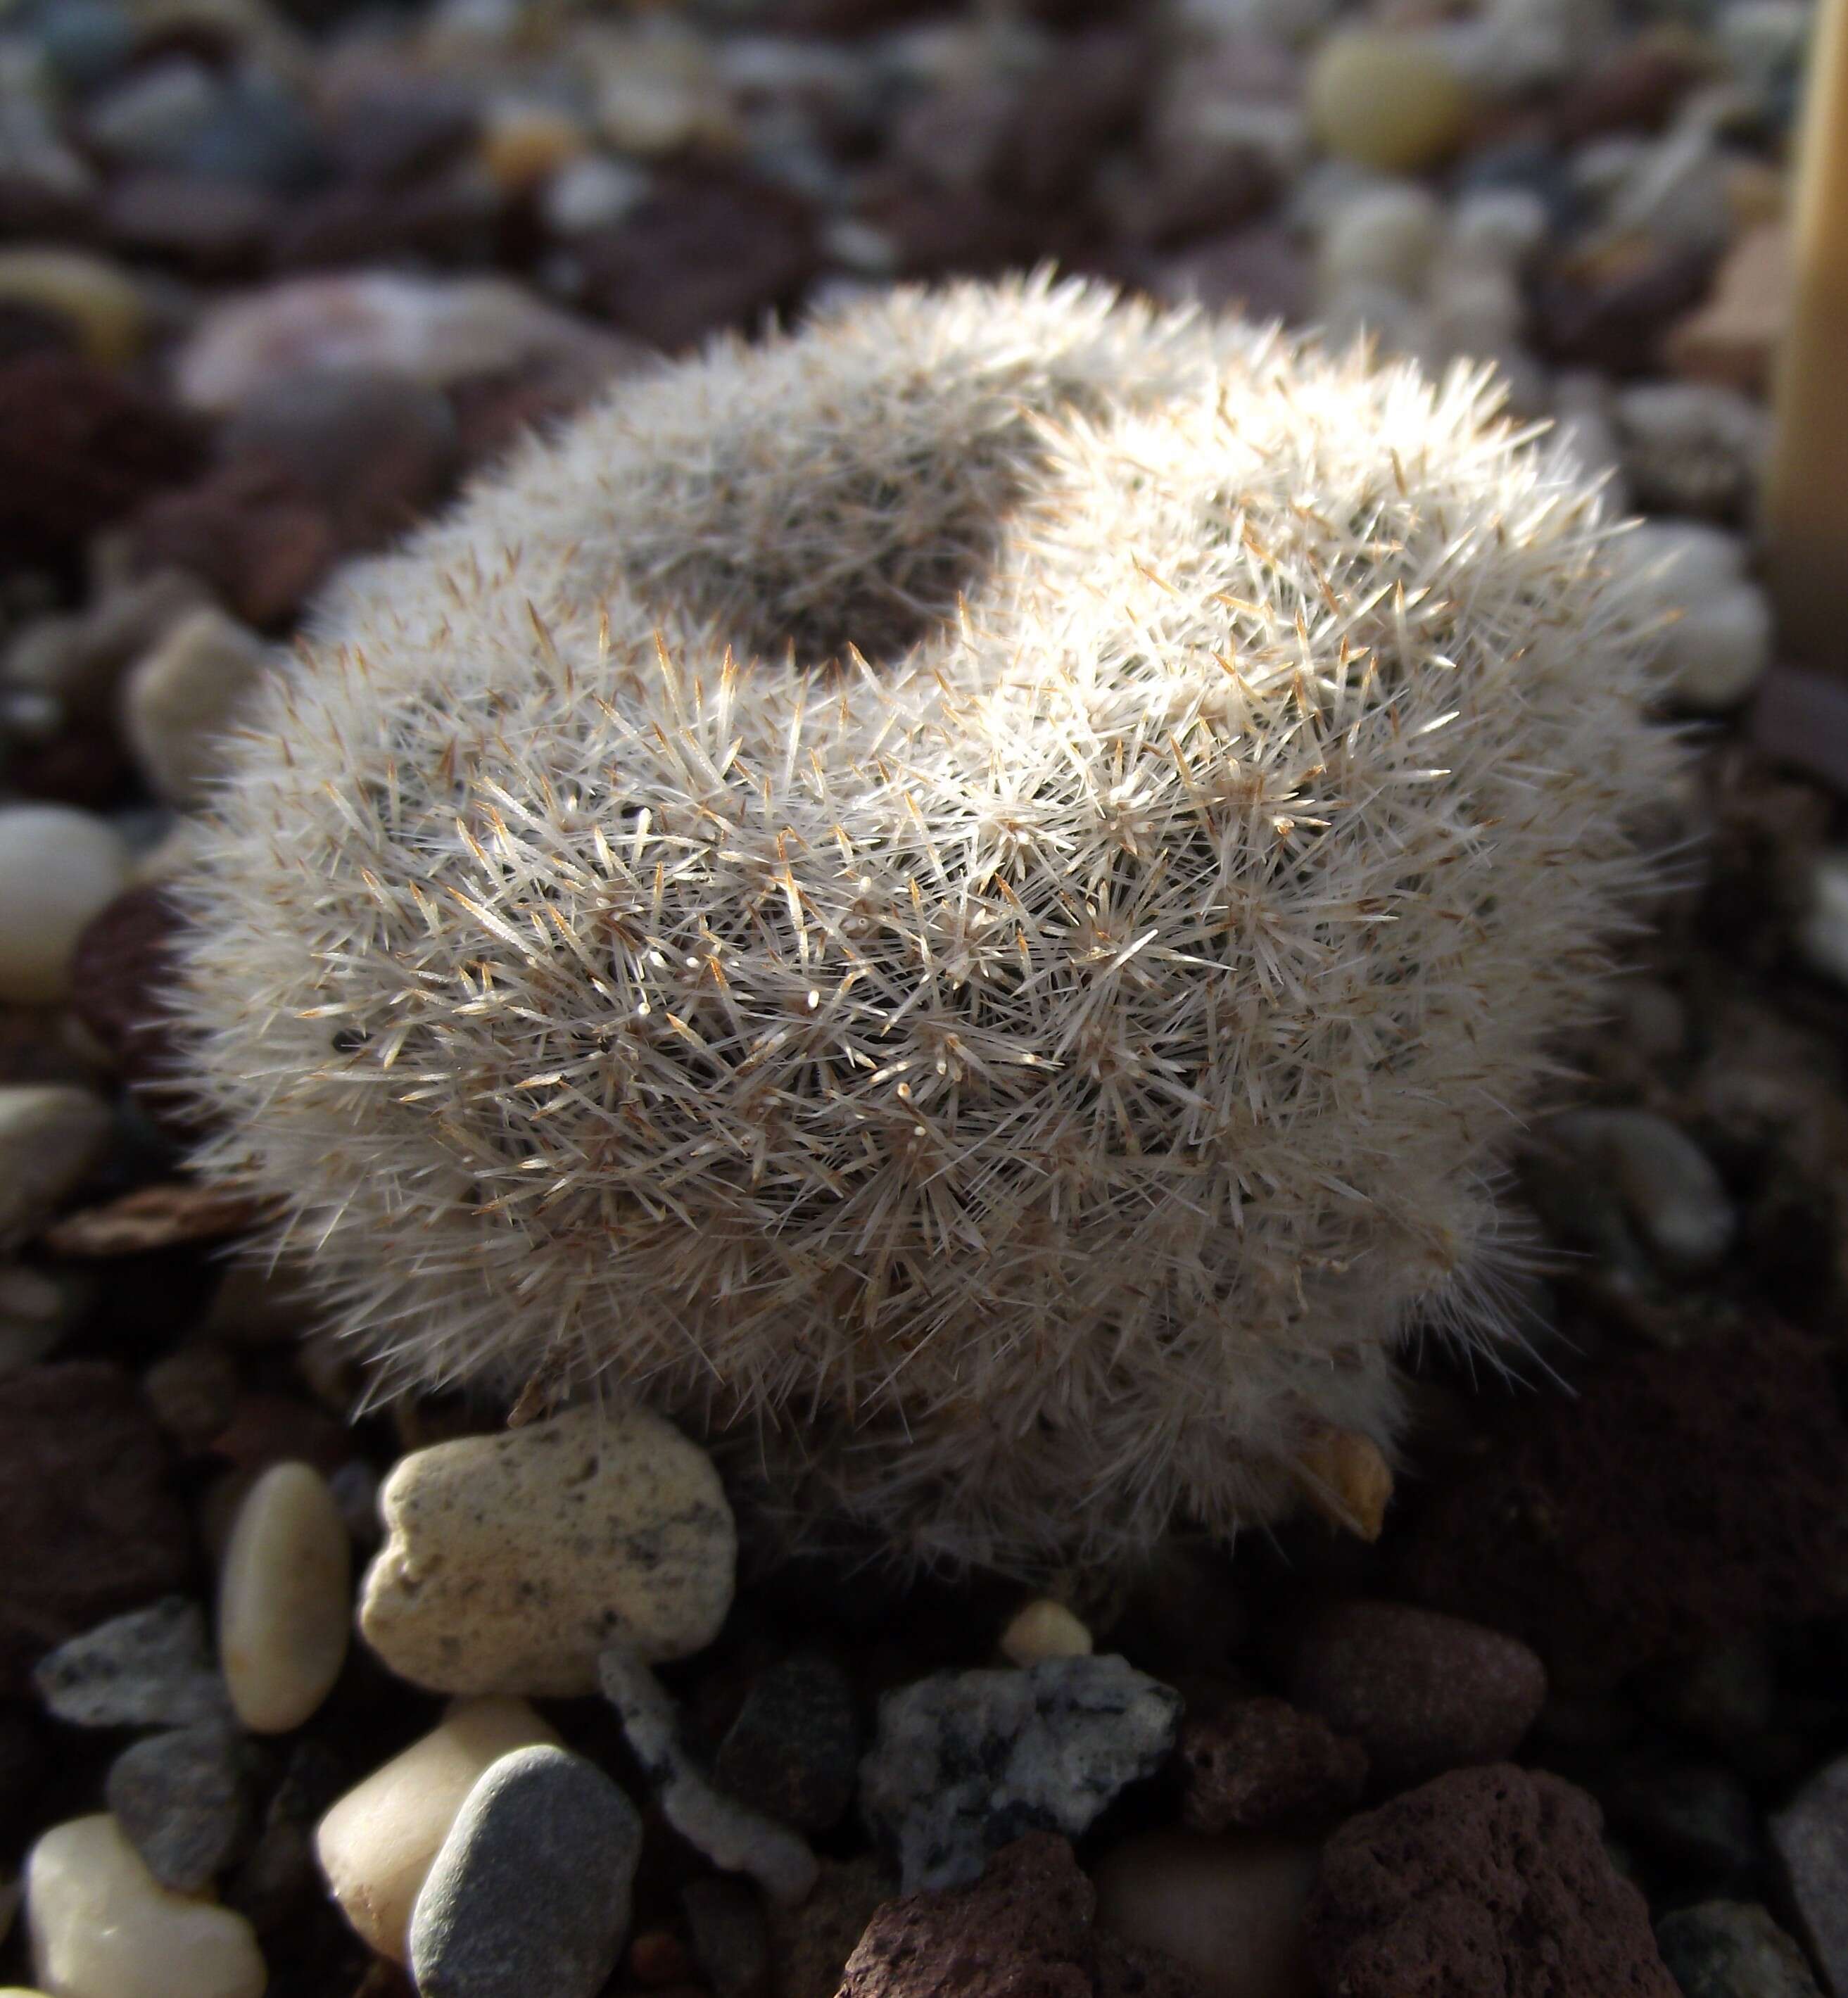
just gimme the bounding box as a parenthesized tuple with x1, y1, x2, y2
(844, 1831, 1201, 1998)
(681, 1874, 771, 1998)
(360, 1402, 734, 1697)
(129, 460, 337, 631)
(0, 248, 145, 366)
(1799, 852, 1848, 987)
(84, 60, 221, 168)
(1655, 1900, 1825, 1998)
(32, 1596, 230, 1729)
(1, 571, 209, 723)
(143, 1343, 242, 1454)
(764, 1857, 894, 1998)
(1666, 222, 1789, 394)
(999, 1599, 1093, 1667)
(1284, 1600, 1548, 1790)
(1091, 1828, 1318, 1998)
(1450, 186, 1552, 267)
(0, 1265, 66, 1377)
(0, 1362, 191, 1694)
(1179, 1693, 1367, 1838)
(122, 606, 271, 808)
(106, 1721, 252, 1894)
(0, 1085, 112, 1246)
(1317, 182, 1443, 300)
(859, 1653, 1182, 1892)
(316, 1695, 562, 1961)
(217, 1460, 350, 1733)
(1768, 1752, 1848, 1994)
(540, 153, 652, 236)
(1308, 1766, 1676, 1997)
(1598, 1756, 1760, 1885)
(25, 1814, 265, 1998)
(479, 103, 588, 194)
(1548, 1107, 1735, 1272)
(173, 271, 632, 413)
(1621, 518, 1769, 709)
(409, 1745, 642, 1998)
(0, 807, 130, 1004)
(1614, 379, 1768, 520)
(598, 1642, 818, 1907)
(1306, 31, 1468, 173)
(715, 1652, 861, 1834)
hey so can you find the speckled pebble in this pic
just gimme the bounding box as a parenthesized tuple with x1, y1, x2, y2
(106, 1721, 251, 1894)
(32, 1597, 230, 1730)
(317, 1695, 562, 1962)
(0, 810, 129, 1005)
(860, 1654, 1182, 1892)
(217, 1460, 350, 1733)
(410, 1745, 642, 1998)
(361, 1403, 734, 1697)
(26, 1814, 265, 1998)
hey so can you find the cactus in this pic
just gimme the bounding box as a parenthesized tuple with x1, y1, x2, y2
(175, 274, 1676, 1576)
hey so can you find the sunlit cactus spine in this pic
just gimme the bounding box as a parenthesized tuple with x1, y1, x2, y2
(173, 274, 1677, 1577)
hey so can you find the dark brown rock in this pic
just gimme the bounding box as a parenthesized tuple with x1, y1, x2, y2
(130, 457, 337, 627)
(70, 884, 190, 1115)
(1533, 241, 1716, 378)
(0, 353, 202, 571)
(715, 1652, 860, 1834)
(1552, 41, 1705, 144)
(839, 1833, 1204, 1998)
(1308, 1765, 1678, 1998)
(578, 178, 819, 351)
(323, 82, 479, 187)
(1284, 1601, 1546, 1792)
(0, 1362, 191, 1694)
(1007, 32, 1148, 210)
(1388, 1326, 1848, 1691)
(270, 170, 509, 272)
(103, 171, 279, 275)
(1178, 1693, 1367, 1837)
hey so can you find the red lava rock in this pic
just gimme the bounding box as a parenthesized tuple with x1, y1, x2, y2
(1178, 1693, 1368, 1837)
(1387, 1325, 1848, 1692)
(1283, 1600, 1547, 1792)
(130, 457, 338, 628)
(0, 1362, 191, 1695)
(840, 1833, 1203, 1998)
(0, 353, 203, 570)
(1533, 242, 1716, 377)
(1308, 1765, 1678, 1998)
(577, 178, 819, 350)
(70, 883, 191, 1116)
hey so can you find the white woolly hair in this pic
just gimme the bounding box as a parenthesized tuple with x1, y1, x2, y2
(175, 273, 1677, 1577)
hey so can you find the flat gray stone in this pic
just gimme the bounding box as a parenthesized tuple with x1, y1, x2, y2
(860, 1654, 1183, 1892)
(33, 1597, 232, 1728)
(409, 1745, 642, 1998)
(107, 1720, 252, 1893)
(1656, 1901, 1823, 1998)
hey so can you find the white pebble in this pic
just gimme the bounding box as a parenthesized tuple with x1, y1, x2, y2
(1000, 1600, 1094, 1666)
(1619, 520, 1769, 709)
(218, 1462, 350, 1733)
(122, 608, 270, 809)
(360, 1403, 735, 1697)
(1317, 182, 1444, 298)
(0, 805, 129, 1004)
(540, 153, 651, 236)
(26, 1815, 264, 1998)
(1799, 852, 1848, 989)
(316, 1695, 561, 1961)
(1550, 1108, 1735, 1272)
(0, 1087, 111, 1250)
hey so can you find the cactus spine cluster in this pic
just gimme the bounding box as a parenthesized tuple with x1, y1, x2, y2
(175, 275, 1675, 1575)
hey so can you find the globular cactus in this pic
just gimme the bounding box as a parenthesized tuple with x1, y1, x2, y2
(175, 274, 1676, 1576)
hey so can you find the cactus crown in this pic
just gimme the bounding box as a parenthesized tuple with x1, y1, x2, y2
(176, 274, 1675, 1575)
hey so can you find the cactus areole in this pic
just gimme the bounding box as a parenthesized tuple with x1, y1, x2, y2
(177, 277, 1674, 1576)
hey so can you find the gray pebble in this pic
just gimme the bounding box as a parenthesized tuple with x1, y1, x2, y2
(682, 1873, 771, 1998)
(859, 1654, 1182, 1892)
(1771, 1754, 1848, 1994)
(106, 1720, 253, 1893)
(716, 1653, 860, 1833)
(410, 1745, 642, 1998)
(33, 1596, 232, 1729)
(1656, 1900, 1823, 1998)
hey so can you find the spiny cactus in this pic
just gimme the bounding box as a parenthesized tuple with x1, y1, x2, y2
(175, 274, 1676, 1576)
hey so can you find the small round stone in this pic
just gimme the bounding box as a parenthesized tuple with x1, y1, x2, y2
(0, 807, 130, 1005)
(106, 1721, 251, 1894)
(360, 1403, 734, 1697)
(26, 1814, 265, 1998)
(410, 1745, 643, 1998)
(122, 607, 271, 809)
(217, 1460, 350, 1733)
(0, 249, 146, 367)
(316, 1695, 562, 1962)
(999, 1600, 1093, 1667)
(0, 1087, 112, 1251)
(1318, 184, 1444, 299)
(1308, 31, 1469, 173)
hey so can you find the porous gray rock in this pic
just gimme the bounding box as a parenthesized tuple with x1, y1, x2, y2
(33, 1597, 230, 1730)
(859, 1654, 1182, 1892)
(408, 1744, 642, 1998)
